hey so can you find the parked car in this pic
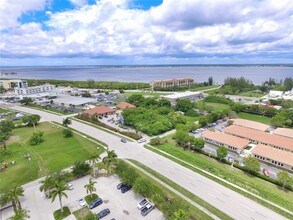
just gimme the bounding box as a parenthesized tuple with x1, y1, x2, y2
(121, 184, 132, 193)
(89, 198, 103, 209)
(66, 182, 74, 190)
(97, 208, 110, 219)
(77, 198, 86, 207)
(138, 138, 146, 143)
(263, 168, 269, 177)
(137, 198, 149, 210)
(121, 138, 127, 143)
(117, 182, 127, 189)
(141, 202, 155, 216)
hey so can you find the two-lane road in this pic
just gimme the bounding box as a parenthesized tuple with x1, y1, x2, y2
(5, 104, 288, 220)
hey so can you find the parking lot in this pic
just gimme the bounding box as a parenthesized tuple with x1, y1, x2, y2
(1, 175, 165, 220)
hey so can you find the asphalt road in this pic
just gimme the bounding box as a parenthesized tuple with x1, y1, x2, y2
(4, 104, 288, 220)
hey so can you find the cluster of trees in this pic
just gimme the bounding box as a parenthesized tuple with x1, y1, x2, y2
(173, 130, 205, 151)
(204, 95, 231, 105)
(220, 77, 255, 94)
(0, 186, 30, 220)
(269, 99, 293, 109)
(27, 79, 149, 90)
(115, 160, 190, 219)
(261, 77, 293, 91)
(0, 119, 14, 151)
(271, 109, 293, 127)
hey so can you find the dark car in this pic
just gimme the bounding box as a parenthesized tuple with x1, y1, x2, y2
(97, 208, 110, 219)
(89, 198, 103, 209)
(117, 182, 127, 190)
(121, 138, 127, 143)
(121, 184, 132, 193)
(141, 202, 155, 216)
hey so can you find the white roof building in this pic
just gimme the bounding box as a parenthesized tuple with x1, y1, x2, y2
(53, 96, 96, 107)
(163, 91, 203, 104)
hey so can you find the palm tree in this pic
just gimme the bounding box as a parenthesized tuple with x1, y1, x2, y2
(9, 209, 30, 220)
(39, 175, 54, 198)
(1, 186, 24, 212)
(84, 178, 97, 198)
(88, 153, 101, 167)
(49, 181, 69, 213)
(102, 149, 117, 174)
(62, 118, 72, 127)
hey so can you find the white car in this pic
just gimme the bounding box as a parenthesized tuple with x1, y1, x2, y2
(138, 138, 147, 143)
(67, 182, 74, 190)
(77, 198, 86, 207)
(137, 198, 149, 210)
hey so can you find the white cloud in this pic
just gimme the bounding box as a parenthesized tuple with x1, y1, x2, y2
(0, 0, 47, 30)
(0, 0, 293, 62)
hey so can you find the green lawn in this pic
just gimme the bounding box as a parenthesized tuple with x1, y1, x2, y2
(128, 159, 232, 220)
(239, 92, 266, 98)
(123, 91, 170, 98)
(0, 122, 104, 193)
(238, 112, 272, 125)
(146, 141, 293, 215)
(204, 102, 231, 111)
(53, 206, 71, 220)
(189, 85, 219, 92)
(0, 108, 10, 113)
(73, 207, 92, 220)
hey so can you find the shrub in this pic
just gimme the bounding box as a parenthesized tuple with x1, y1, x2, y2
(72, 161, 91, 177)
(29, 130, 44, 145)
(185, 109, 199, 117)
(63, 129, 73, 138)
(133, 177, 153, 197)
(150, 137, 163, 146)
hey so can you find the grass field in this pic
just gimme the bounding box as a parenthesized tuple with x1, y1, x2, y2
(128, 159, 233, 220)
(240, 92, 266, 98)
(123, 91, 170, 98)
(0, 108, 10, 113)
(146, 141, 293, 214)
(189, 85, 219, 92)
(206, 102, 231, 111)
(0, 122, 105, 193)
(238, 112, 272, 125)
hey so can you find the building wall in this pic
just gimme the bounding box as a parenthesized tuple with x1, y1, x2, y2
(15, 84, 55, 95)
(203, 137, 243, 154)
(0, 79, 28, 89)
(252, 153, 293, 171)
(151, 78, 194, 89)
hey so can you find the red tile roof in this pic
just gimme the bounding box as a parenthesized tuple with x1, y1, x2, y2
(116, 102, 136, 110)
(224, 125, 293, 152)
(252, 144, 293, 166)
(232, 119, 270, 131)
(202, 130, 250, 149)
(273, 128, 293, 139)
(83, 106, 115, 116)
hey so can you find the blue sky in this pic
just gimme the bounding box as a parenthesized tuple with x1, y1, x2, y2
(0, 0, 293, 66)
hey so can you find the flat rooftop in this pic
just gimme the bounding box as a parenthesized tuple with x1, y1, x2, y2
(53, 96, 96, 106)
(273, 128, 293, 139)
(202, 130, 250, 149)
(224, 125, 293, 152)
(232, 118, 271, 131)
(164, 91, 201, 99)
(252, 144, 293, 166)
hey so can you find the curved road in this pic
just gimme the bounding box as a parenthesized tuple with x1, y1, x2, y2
(5, 105, 287, 220)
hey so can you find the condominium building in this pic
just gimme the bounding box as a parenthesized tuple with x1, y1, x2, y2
(15, 84, 55, 95)
(0, 79, 28, 89)
(150, 78, 194, 89)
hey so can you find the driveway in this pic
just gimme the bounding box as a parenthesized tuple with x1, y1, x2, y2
(1, 175, 164, 220)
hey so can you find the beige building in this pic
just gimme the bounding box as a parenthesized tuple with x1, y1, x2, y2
(252, 144, 293, 171)
(231, 118, 271, 131)
(224, 125, 293, 153)
(202, 130, 250, 154)
(0, 79, 28, 89)
(150, 78, 194, 90)
(273, 128, 293, 139)
(15, 84, 55, 95)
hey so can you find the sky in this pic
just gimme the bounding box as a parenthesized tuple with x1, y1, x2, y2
(0, 0, 293, 66)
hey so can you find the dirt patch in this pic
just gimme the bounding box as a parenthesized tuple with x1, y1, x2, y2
(7, 135, 21, 145)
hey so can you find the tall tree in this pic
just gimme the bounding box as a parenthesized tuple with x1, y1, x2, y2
(208, 76, 213, 86)
(173, 209, 189, 220)
(22, 114, 41, 131)
(102, 149, 118, 174)
(217, 146, 228, 161)
(62, 118, 72, 127)
(243, 156, 260, 174)
(88, 153, 101, 167)
(0, 119, 14, 151)
(9, 209, 30, 220)
(277, 171, 293, 189)
(49, 181, 69, 213)
(87, 79, 95, 88)
(84, 178, 97, 198)
(39, 175, 54, 198)
(0, 186, 24, 212)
